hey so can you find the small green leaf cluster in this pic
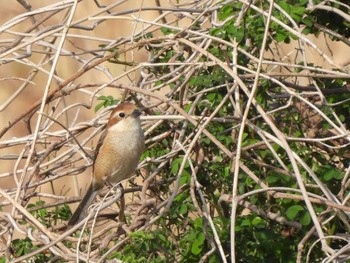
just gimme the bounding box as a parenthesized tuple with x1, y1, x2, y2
(27, 200, 71, 226)
(95, 95, 120, 112)
(6, 201, 71, 262)
(109, 230, 175, 262)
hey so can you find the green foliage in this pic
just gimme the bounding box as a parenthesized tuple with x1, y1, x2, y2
(95, 95, 120, 112)
(286, 204, 310, 226)
(125, 1, 349, 260)
(10, 237, 50, 262)
(235, 214, 300, 262)
(11, 238, 33, 257)
(9, 201, 72, 261)
(160, 27, 177, 35)
(109, 230, 175, 262)
(108, 217, 214, 263)
(27, 200, 72, 226)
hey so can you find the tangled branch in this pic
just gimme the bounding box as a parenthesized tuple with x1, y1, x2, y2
(0, 0, 349, 262)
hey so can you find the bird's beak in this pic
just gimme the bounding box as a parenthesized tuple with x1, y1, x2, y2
(132, 108, 142, 117)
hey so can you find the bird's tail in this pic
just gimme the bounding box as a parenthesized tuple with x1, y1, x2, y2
(68, 184, 99, 226)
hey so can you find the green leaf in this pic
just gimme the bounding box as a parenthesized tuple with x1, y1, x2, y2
(218, 4, 234, 20)
(201, 137, 211, 145)
(322, 168, 332, 181)
(212, 28, 224, 37)
(339, 114, 345, 122)
(160, 27, 176, 35)
(191, 232, 205, 255)
(206, 93, 216, 102)
(301, 16, 313, 27)
(266, 175, 279, 183)
(286, 205, 304, 220)
(95, 96, 120, 112)
(275, 31, 287, 42)
(191, 240, 202, 255)
(179, 204, 188, 215)
(234, 27, 245, 42)
(240, 218, 251, 227)
(197, 232, 205, 244)
(291, 7, 305, 22)
(97, 95, 107, 100)
(252, 216, 264, 227)
(95, 102, 104, 112)
(171, 158, 183, 175)
(320, 165, 344, 181)
(300, 212, 311, 226)
(194, 217, 203, 229)
(279, 2, 291, 13)
(179, 173, 190, 186)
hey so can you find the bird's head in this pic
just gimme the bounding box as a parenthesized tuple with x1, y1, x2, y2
(107, 102, 142, 132)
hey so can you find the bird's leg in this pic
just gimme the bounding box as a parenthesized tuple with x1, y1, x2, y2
(118, 184, 126, 223)
(105, 181, 126, 222)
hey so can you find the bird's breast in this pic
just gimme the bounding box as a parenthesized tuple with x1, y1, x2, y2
(93, 128, 144, 185)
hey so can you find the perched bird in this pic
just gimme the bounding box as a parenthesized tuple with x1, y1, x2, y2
(68, 102, 145, 226)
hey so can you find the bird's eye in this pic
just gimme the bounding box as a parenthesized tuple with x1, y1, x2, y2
(118, 112, 125, 118)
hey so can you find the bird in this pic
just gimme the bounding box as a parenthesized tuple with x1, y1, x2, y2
(68, 102, 145, 226)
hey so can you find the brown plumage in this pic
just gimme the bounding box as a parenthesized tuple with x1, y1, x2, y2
(68, 102, 145, 226)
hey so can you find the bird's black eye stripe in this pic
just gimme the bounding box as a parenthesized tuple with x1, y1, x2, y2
(119, 112, 125, 118)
